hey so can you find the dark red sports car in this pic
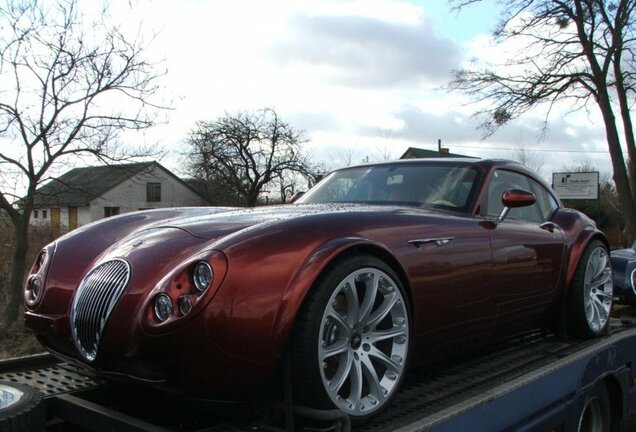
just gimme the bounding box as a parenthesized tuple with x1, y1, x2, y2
(24, 158, 612, 420)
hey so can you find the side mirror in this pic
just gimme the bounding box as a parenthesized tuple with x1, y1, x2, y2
(290, 191, 305, 203)
(496, 189, 536, 223)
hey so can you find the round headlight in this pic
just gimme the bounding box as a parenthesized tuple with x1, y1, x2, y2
(193, 261, 213, 292)
(24, 275, 43, 306)
(630, 268, 636, 295)
(154, 293, 173, 322)
(178, 296, 193, 316)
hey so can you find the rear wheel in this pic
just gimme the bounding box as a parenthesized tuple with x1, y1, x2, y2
(291, 254, 410, 420)
(568, 240, 613, 338)
(577, 383, 611, 432)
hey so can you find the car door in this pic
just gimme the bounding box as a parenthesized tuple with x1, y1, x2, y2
(384, 165, 498, 348)
(484, 169, 565, 320)
(359, 163, 498, 354)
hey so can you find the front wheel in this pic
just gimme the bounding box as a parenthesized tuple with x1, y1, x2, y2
(0, 381, 45, 432)
(568, 240, 613, 338)
(291, 254, 410, 420)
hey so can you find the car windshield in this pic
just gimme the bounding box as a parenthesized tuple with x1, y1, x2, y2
(297, 163, 481, 212)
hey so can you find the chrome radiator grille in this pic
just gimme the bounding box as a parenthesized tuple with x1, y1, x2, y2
(70, 259, 131, 361)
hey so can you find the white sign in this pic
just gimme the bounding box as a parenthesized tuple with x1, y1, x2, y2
(552, 172, 599, 200)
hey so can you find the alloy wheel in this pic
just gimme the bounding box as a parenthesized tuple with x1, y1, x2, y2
(583, 247, 613, 333)
(318, 267, 409, 416)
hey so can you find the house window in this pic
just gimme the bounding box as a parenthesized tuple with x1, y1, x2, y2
(33, 210, 39, 219)
(146, 182, 162, 202)
(42, 210, 47, 219)
(104, 207, 120, 217)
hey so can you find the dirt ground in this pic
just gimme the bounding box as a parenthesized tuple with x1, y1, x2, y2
(0, 322, 43, 359)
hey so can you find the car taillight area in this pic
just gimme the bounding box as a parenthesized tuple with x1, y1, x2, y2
(143, 250, 228, 333)
(24, 243, 55, 309)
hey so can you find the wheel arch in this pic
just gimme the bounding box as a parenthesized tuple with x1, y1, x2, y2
(565, 229, 610, 291)
(575, 375, 623, 431)
(271, 237, 412, 353)
(328, 244, 413, 310)
(602, 375, 624, 430)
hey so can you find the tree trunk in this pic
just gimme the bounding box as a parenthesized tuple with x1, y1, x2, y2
(572, 0, 636, 241)
(596, 90, 636, 242)
(3, 217, 29, 327)
(612, 63, 636, 202)
(247, 193, 259, 207)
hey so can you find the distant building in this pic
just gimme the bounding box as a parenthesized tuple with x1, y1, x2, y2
(31, 161, 208, 231)
(399, 147, 475, 159)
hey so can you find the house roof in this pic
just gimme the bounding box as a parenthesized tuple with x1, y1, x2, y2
(399, 147, 475, 159)
(33, 161, 207, 207)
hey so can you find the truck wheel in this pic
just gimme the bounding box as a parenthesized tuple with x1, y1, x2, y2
(0, 381, 45, 432)
(577, 383, 611, 432)
(291, 254, 410, 421)
(568, 240, 613, 338)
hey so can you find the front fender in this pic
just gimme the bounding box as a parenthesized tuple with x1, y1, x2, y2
(271, 236, 401, 353)
(553, 208, 609, 290)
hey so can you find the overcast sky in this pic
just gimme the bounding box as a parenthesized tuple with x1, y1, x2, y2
(113, 0, 614, 183)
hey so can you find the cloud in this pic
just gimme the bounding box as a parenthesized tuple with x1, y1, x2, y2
(371, 104, 606, 149)
(287, 110, 342, 134)
(269, 13, 462, 88)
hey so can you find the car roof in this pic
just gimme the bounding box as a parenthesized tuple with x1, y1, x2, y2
(341, 158, 525, 170)
(337, 158, 553, 196)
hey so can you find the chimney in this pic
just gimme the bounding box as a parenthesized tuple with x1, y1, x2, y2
(438, 139, 449, 156)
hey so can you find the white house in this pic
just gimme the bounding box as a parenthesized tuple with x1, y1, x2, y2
(31, 161, 209, 231)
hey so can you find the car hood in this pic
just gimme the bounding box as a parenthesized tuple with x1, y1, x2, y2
(154, 203, 450, 241)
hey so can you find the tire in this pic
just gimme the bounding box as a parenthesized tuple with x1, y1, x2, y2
(567, 240, 613, 338)
(291, 253, 410, 421)
(577, 383, 611, 432)
(0, 381, 45, 432)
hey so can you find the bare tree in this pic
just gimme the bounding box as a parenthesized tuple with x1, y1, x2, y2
(0, 0, 167, 325)
(329, 145, 360, 169)
(276, 170, 303, 204)
(371, 146, 396, 162)
(186, 108, 312, 207)
(510, 143, 545, 177)
(275, 161, 327, 203)
(448, 0, 636, 241)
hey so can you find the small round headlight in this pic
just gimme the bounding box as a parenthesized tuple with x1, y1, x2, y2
(630, 268, 636, 295)
(178, 296, 193, 316)
(193, 261, 213, 292)
(24, 275, 43, 305)
(154, 293, 173, 322)
(30, 277, 42, 300)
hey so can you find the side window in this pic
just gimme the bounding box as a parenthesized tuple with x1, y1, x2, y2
(486, 170, 543, 223)
(529, 179, 559, 221)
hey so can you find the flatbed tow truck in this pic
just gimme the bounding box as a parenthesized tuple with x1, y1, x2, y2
(3, 318, 636, 432)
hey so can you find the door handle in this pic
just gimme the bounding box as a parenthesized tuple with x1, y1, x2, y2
(540, 222, 556, 233)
